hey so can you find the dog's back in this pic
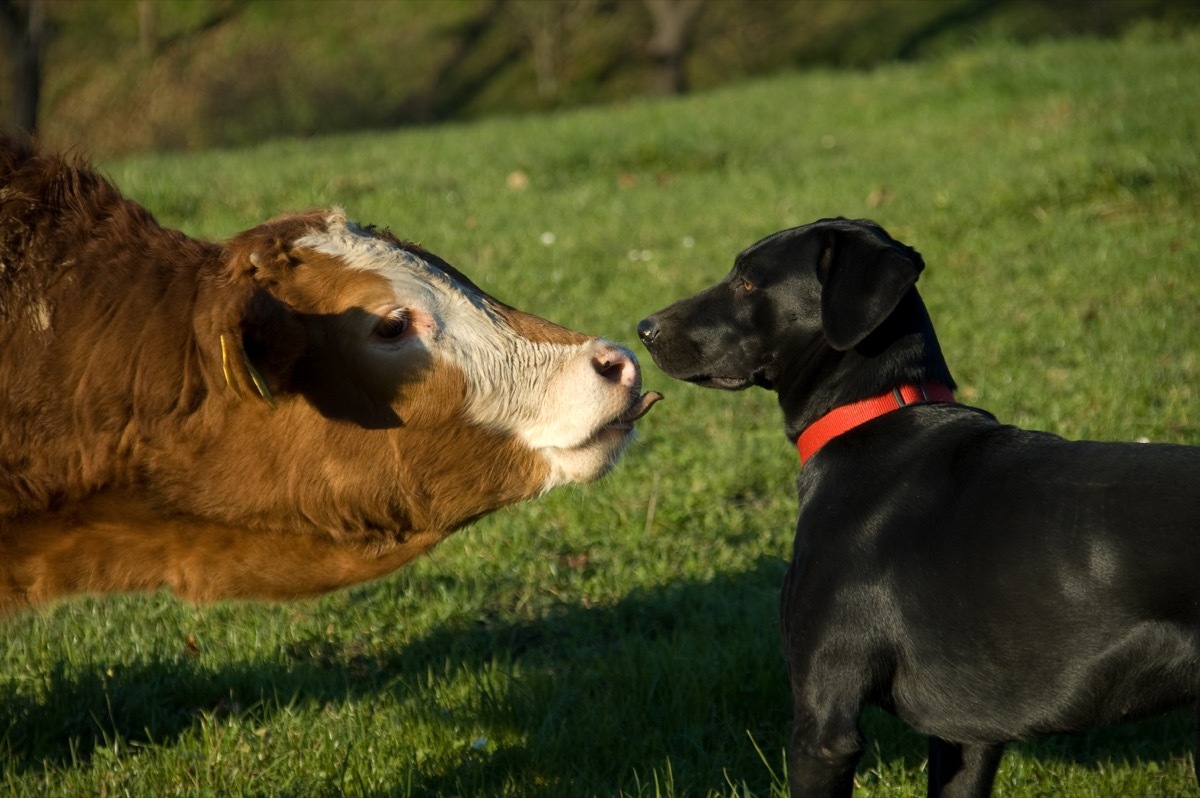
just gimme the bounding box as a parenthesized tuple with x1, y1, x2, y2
(792, 405, 1200, 744)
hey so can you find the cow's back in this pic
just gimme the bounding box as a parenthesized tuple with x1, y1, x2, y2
(0, 137, 222, 518)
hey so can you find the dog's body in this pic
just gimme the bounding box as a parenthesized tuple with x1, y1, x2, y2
(638, 218, 1200, 797)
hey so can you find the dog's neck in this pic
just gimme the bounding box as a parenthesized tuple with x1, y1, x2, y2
(776, 291, 956, 442)
(795, 382, 956, 464)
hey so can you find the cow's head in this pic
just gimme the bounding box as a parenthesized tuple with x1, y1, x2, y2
(191, 210, 660, 540)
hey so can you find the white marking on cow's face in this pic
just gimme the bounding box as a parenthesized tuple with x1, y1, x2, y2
(294, 212, 642, 491)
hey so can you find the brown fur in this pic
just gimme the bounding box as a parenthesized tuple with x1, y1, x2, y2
(0, 137, 589, 612)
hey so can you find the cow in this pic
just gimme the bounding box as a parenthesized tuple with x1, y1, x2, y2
(0, 137, 660, 613)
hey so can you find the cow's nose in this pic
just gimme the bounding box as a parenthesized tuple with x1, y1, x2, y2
(636, 317, 659, 344)
(592, 343, 638, 387)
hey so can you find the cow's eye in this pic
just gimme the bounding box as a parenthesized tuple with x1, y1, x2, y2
(374, 310, 410, 340)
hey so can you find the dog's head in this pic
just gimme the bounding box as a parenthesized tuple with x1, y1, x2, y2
(638, 218, 949, 425)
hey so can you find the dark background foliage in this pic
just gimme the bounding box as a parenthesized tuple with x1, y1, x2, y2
(2, 0, 1197, 156)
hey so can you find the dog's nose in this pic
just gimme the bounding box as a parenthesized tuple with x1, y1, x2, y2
(637, 317, 659, 344)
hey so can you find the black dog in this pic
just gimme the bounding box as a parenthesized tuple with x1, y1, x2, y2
(637, 218, 1200, 797)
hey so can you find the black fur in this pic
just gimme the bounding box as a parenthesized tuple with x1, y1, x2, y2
(638, 218, 1200, 797)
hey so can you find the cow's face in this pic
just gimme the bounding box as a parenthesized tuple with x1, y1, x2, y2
(208, 211, 659, 535)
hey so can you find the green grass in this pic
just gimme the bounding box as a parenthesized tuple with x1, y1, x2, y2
(3, 27, 1199, 797)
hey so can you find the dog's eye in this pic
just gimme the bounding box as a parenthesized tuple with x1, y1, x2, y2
(740, 279, 755, 293)
(374, 309, 410, 340)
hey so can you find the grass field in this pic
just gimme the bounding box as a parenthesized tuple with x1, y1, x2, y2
(3, 26, 1199, 798)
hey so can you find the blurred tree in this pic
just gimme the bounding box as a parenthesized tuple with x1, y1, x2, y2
(138, 0, 156, 56)
(0, 0, 44, 135)
(21, 0, 1200, 156)
(511, 0, 599, 99)
(644, 0, 704, 95)
(398, 0, 512, 123)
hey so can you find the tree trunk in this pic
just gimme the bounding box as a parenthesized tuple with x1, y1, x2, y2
(0, 0, 44, 135)
(138, 0, 157, 56)
(644, 0, 704, 96)
(511, 0, 597, 100)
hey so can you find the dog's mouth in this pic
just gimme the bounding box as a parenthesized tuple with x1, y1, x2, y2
(684, 374, 769, 391)
(692, 376, 750, 390)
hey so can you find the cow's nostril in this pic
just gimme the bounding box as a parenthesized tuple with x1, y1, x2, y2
(593, 346, 637, 386)
(636, 318, 659, 344)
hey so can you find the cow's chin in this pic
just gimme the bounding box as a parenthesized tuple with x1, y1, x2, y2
(537, 424, 635, 491)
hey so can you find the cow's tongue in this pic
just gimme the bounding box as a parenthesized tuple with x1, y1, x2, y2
(619, 391, 663, 423)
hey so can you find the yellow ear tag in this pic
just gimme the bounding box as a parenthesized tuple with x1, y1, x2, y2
(219, 333, 276, 408)
(243, 356, 276, 409)
(219, 334, 245, 399)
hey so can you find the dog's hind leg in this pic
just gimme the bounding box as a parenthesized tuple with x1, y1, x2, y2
(926, 737, 1005, 798)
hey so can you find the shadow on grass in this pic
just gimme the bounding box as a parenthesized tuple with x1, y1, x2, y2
(0, 556, 793, 794)
(1, 555, 1194, 795)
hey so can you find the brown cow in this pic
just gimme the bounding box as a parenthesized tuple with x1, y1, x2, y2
(0, 137, 660, 612)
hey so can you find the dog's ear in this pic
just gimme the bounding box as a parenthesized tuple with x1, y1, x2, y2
(213, 234, 307, 407)
(816, 226, 924, 351)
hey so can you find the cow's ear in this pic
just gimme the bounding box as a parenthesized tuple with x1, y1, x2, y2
(225, 228, 300, 287)
(216, 240, 306, 407)
(816, 227, 924, 351)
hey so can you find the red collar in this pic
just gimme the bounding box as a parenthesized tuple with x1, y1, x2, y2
(797, 382, 956, 465)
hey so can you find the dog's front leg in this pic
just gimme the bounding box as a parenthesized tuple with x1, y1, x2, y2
(786, 705, 863, 797)
(926, 737, 1005, 798)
